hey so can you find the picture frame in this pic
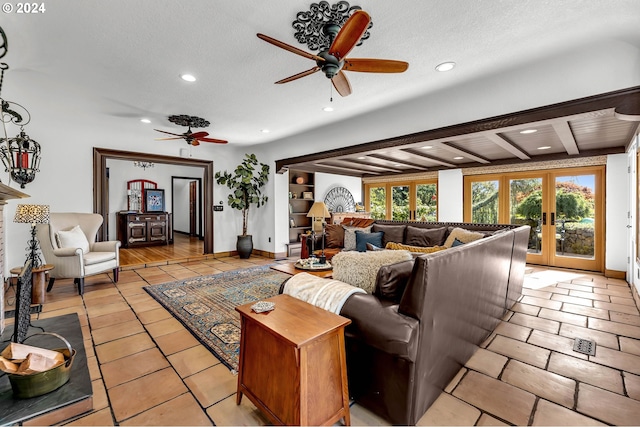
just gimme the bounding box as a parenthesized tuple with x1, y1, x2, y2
(145, 189, 165, 212)
(302, 191, 313, 200)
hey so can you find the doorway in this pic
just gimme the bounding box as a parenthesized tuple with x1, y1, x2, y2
(171, 176, 203, 239)
(93, 148, 214, 254)
(464, 166, 604, 271)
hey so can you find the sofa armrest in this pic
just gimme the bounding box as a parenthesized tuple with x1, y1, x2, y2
(340, 293, 419, 362)
(52, 247, 83, 257)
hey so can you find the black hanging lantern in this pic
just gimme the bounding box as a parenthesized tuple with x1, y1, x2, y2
(0, 129, 41, 188)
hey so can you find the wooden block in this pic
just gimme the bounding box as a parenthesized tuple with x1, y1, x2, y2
(1, 342, 64, 363)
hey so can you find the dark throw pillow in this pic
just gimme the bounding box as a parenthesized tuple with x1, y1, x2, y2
(325, 224, 345, 248)
(372, 223, 406, 247)
(374, 259, 415, 303)
(405, 226, 447, 247)
(451, 238, 465, 247)
(355, 231, 384, 252)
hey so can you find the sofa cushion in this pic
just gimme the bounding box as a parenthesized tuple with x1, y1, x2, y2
(443, 227, 485, 248)
(374, 259, 415, 303)
(356, 231, 384, 252)
(385, 242, 447, 254)
(372, 223, 406, 247)
(56, 225, 90, 254)
(341, 217, 375, 228)
(325, 224, 345, 248)
(405, 225, 447, 247)
(343, 225, 372, 251)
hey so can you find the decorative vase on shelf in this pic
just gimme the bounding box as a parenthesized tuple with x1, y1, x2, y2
(295, 176, 305, 184)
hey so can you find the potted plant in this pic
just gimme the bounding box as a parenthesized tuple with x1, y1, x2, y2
(215, 153, 270, 258)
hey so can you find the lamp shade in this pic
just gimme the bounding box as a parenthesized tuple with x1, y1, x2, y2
(307, 201, 330, 218)
(13, 204, 50, 224)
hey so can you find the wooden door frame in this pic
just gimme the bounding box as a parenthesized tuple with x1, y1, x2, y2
(93, 147, 214, 254)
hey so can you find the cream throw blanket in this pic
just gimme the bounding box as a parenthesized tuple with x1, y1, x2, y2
(282, 272, 366, 314)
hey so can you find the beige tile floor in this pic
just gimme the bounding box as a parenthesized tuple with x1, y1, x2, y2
(7, 257, 640, 426)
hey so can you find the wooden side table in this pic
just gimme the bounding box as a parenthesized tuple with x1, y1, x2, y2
(235, 294, 351, 426)
(10, 264, 54, 304)
(270, 262, 333, 279)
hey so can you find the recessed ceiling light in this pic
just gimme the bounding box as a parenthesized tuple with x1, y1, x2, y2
(537, 146, 551, 150)
(394, 164, 403, 167)
(260, 129, 270, 133)
(453, 156, 464, 160)
(435, 62, 456, 72)
(357, 156, 366, 160)
(322, 106, 334, 112)
(180, 74, 196, 82)
(520, 129, 537, 134)
(422, 145, 433, 149)
(140, 118, 151, 124)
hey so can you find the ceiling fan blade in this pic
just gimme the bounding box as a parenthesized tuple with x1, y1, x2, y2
(328, 10, 370, 60)
(189, 131, 209, 138)
(275, 66, 321, 84)
(154, 129, 183, 137)
(198, 137, 228, 144)
(332, 71, 352, 97)
(155, 137, 184, 141)
(257, 33, 325, 62)
(343, 58, 409, 73)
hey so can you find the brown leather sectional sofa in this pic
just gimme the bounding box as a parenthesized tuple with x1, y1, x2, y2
(337, 223, 530, 424)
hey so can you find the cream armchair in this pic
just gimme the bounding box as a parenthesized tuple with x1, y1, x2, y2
(36, 212, 120, 295)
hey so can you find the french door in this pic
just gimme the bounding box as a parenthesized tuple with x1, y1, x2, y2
(464, 167, 604, 271)
(365, 180, 438, 221)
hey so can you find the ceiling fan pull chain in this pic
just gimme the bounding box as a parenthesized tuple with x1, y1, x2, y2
(330, 81, 333, 103)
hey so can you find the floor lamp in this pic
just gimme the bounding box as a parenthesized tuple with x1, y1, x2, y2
(13, 204, 50, 268)
(306, 201, 330, 263)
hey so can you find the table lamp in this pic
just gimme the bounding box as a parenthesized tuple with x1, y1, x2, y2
(306, 201, 330, 263)
(14, 204, 50, 268)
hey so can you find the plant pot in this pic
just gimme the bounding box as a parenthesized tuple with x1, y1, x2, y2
(237, 235, 253, 259)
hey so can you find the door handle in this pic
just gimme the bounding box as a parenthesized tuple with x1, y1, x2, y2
(551, 212, 556, 226)
(542, 212, 547, 226)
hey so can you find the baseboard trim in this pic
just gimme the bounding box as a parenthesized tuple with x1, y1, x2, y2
(631, 282, 640, 311)
(604, 269, 626, 280)
(216, 249, 277, 259)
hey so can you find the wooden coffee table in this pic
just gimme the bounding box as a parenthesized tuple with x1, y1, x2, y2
(235, 294, 351, 426)
(270, 261, 333, 278)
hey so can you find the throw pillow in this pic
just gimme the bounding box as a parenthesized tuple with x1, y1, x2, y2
(355, 231, 384, 252)
(372, 223, 406, 247)
(343, 225, 372, 251)
(56, 225, 90, 254)
(385, 242, 446, 254)
(443, 227, 485, 248)
(374, 259, 415, 303)
(366, 242, 384, 251)
(405, 226, 448, 247)
(451, 238, 465, 247)
(325, 224, 345, 248)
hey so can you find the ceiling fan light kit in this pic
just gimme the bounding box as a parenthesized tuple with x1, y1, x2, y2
(257, 2, 408, 97)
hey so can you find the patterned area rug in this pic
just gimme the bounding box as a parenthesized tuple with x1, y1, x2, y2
(144, 265, 290, 372)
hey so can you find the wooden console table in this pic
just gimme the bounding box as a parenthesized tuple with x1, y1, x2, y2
(235, 294, 351, 426)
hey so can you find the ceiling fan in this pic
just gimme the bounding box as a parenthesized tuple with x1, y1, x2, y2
(154, 115, 228, 146)
(257, 10, 408, 97)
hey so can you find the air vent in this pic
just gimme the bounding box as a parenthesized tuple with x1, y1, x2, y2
(573, 338, 596, 356)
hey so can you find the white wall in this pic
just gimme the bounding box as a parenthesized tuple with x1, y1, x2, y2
(606, 154, 629, 273)
(315, 173, 362, 206)
(438, 169, 464, 222)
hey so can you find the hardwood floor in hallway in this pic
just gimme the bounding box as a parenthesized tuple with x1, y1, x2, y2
(119, 233, 206, 267)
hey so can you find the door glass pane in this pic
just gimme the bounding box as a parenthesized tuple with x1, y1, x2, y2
(416, 183, 437, 221)
(555, 175, 595, 259)
(510, 178, 543, 253)
(471, 180, 499, 223)
(368, 186, 386, 220)
(392, 185, 410, 221)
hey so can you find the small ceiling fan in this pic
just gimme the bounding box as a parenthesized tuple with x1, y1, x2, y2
(257, 10, 408, 97)
(154, 115, 228, 146)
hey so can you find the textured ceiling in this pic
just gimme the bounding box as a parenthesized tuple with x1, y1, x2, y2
(2, 0, 639, 152)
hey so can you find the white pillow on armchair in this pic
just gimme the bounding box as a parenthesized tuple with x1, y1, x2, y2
(56, 225, 90, 254)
